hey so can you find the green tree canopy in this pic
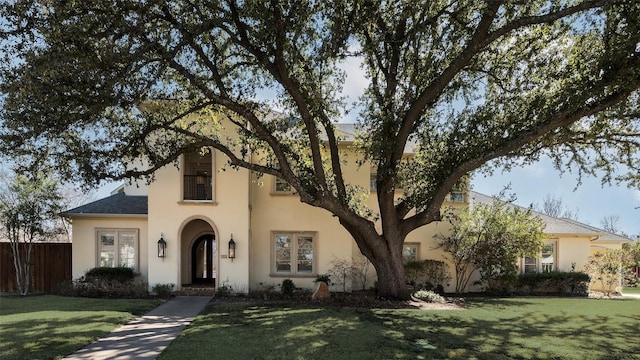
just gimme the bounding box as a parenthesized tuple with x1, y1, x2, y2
(1, 1, 639, 299)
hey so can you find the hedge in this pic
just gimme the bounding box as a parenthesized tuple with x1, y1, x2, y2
(513, 271, 590, 296)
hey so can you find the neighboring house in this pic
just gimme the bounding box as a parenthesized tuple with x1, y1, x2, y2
(469, 192, 631, 281)
(62, 123, 631, 293)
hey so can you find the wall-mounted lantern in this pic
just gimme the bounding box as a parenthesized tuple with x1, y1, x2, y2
(228, 234, 236, 261)
(158, 234, 167, 258)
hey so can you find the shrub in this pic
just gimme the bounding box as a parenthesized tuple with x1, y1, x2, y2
(71, 267, 148, 298)
(412, 290, 445, 303)
(152, 283, 175, 298)
(404, 260, 451, 294)
(85, 267, 135, 283)
(217, 279, 233, 297)
(514, 271, 590, 296)
(281, 279, 295, 296)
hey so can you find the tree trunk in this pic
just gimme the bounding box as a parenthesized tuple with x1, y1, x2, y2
(371, 250, 411, 300)
(342, 219, 411, 300)
(22, 242, 33, 296)
(10, 241, 27, 296)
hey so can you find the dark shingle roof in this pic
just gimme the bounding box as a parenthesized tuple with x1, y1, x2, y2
(62, 193, 148, 216)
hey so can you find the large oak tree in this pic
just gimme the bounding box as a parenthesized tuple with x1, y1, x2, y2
(1, 1, 639, 299)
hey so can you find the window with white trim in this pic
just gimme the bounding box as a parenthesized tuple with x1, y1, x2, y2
(273, 232, 316, 275)
(541, 243, 555, 272)
(98, 229, 139, 270)
(403, 243, 420, 263)
(522, 242, 556, 273)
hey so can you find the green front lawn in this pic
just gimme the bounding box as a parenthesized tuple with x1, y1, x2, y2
(0, 295, 162, 360)
(160, 298, 640, 360)
(623, 286, 640, 295)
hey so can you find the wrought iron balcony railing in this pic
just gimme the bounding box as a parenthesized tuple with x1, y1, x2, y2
(184, 175, 212, 200)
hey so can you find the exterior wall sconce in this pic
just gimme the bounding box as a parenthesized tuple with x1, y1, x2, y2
(158, 234, 167, 258)
(228, 234, 236, 261)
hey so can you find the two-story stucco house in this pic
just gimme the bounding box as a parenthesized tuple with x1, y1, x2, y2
(63, 124, 630, 294)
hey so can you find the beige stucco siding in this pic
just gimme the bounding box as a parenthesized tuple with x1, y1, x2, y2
(553, 236, 591, 272)
(146, 148, 251, 291)
(70, 216, 148, 280)
(250, 177, 354, 290)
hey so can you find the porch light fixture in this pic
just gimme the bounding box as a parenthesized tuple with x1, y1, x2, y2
(228, 234, 236, 261)
(158, 235, 167, 258)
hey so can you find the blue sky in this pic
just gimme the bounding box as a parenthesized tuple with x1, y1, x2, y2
(472, 158, 640, 237)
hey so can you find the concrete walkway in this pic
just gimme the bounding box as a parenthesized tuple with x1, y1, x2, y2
(64, 296, 212, 360)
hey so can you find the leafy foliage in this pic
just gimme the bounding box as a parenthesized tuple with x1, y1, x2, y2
(151, 283, 175, 298)
(216, 278, 234, 297)
(412, 290, 445, 304)
(514, 271, 590, 296)
(585, 249, 634, 296)
(0, 173, 64, 295)
(281, 279, 296, 296)
(622, 240, 640, 287)
(68, 267, 148, 298)
(85, 267, 136, 284)
(2, 1, 639, 299)
(404, 260, 451, 294)
(437, 193, 546, 293)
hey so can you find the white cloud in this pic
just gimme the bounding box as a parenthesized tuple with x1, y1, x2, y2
(339, 56, 367, 101)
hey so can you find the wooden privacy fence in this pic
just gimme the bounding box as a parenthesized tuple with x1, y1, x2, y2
(0, 242, 72, 294)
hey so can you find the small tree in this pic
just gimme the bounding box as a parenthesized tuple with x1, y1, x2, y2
(435, 211, 480, 294)
(0, 174, 63, 296)
(437, 195, 546, 293)
(600, 215, 621, 234)
(585, 249, 632, 296)
(623, 240, 640, 287)
(328, 256, 373, 292)
(536, 194, 579, 220)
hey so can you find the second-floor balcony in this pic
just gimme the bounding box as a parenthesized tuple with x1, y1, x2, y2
(184, 175, 213, 201)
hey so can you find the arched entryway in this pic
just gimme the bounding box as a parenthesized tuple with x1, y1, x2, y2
(192, 234, 217, 285)
(179, 217, 217, 288)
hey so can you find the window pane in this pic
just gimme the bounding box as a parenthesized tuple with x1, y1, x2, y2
(541, 243, 555, 272)
(403, 245, 418, 264)
(297, 236, 313, 273)
(275, 177, 292, 192)
(100, 233, 115, 268)
(449, 191, 464, 203)
(524, 256, 537, 273)
(275, 235, 291, 272)
(119, 232, 137, 270)
(370, 171, 377, 190)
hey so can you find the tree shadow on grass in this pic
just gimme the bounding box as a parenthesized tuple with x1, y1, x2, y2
(0, 313, 128, 360)
(160, 300, 640, 360)
(375, 301, 640, 360)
